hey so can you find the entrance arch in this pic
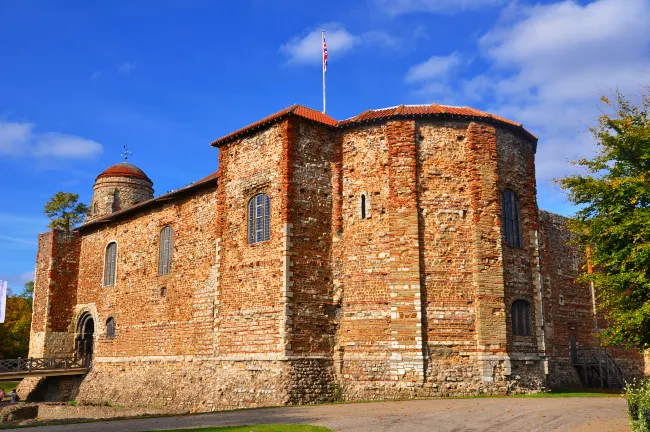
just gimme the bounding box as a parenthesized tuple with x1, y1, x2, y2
(75, 312, 95, 366)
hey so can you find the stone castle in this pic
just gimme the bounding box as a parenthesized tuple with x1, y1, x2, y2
(21, 104, 645, 410)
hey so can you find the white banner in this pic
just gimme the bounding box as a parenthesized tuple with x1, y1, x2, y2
(0, 280, 7, 323)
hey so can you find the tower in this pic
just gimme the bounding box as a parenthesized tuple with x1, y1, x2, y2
(88, 162, 154, 220)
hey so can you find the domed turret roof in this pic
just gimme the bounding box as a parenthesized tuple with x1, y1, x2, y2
(96, 162, 152, 182)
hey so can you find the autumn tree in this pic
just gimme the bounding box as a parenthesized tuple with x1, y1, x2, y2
(559, 89, 650, 349)
(0, 288, 32, 359)
(44, 192, 89, 231)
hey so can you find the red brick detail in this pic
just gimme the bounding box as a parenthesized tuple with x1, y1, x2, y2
(467, 122, 507, 354)
(287, 118, 336, 354)
(48, 230, 81, 332)
(386, 119, 424, 379)
(31, 230, 81, 335)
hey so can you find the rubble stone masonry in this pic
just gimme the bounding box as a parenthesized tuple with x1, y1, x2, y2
(22, 108, 647, 411)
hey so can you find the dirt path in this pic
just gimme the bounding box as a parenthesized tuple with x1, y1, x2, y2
(8, 397, 630, 432)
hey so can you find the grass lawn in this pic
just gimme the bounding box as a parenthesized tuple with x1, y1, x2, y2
(0, 380, 20, 392)
(146, 426, 333, 432)
(514, 388, 622, 398)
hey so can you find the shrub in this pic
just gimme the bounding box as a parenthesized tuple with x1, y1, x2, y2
(626, 378, 650, 431)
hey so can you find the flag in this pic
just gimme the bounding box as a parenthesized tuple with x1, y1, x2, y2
(0, 280, 7, 324)
(323, 35, 328, 72)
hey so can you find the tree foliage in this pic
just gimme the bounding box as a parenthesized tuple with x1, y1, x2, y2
(44, 192, 89, 231)
(559, 89, 650, 349)
(0, 289, 32, 359)
(21, 281, 34, 307)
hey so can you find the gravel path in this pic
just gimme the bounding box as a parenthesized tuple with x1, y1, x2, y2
(8, 397, 630, 432)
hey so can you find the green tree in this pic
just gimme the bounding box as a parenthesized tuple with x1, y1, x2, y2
(559, 89, 650, 349)
(44, 192, 89, 231)
(0, 289, 32, 359)
(20, 281, 34, 307)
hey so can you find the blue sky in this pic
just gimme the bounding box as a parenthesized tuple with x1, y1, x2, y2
(1, 0, 649, 291)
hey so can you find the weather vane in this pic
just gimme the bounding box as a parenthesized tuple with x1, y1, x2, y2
(121, 144, 133, 162)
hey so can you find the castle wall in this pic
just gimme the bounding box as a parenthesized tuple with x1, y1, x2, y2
(417, 121, 487, 393)
(28, 230, 80, 358)
(288, 118, 336, 356)
(539, 211, 645, 387)
(74, 186, 217, 358)
(496, 129, 546, 386)
(215, 122, 287, 357)
(334, 119, 544, 400)
(336, 123, 393, 387)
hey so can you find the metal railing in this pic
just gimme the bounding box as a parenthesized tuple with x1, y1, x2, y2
(0, 356, 89, 375)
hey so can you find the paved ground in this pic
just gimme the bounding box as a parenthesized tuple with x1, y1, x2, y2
(7, 397, 630, 432)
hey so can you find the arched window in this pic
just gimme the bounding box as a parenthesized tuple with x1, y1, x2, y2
(511, 299, 532, 336)
(158, 226, 173, 275)
(248, 193, 270, 244)
(103, 242, 117, 287)
(93, 202, 98, 215)
(501, 189, 522, 248)
(106, 317, 116, 339)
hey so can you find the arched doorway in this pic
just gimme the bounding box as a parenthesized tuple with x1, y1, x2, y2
(75, 312, 95, 366)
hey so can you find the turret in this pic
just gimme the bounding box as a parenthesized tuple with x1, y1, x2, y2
(88, 162, 154, 220)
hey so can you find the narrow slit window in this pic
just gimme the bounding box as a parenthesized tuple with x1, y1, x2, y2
(106, 317, 116, 339)
(248, 193, 270, 244)
(502, 189, 522, 248)
(103, 242, 117, 287)
(361, 194, 367, 219)
(511, 299, 532, 336)
(158, 226, 173, 275)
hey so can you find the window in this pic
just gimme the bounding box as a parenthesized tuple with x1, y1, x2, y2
(106, 317, 115, 339)
(103, 242, 117, 286)
(248, 193, 270, 244)
(93, 202, 98, 215)
(511, 299, 532, 336)
(158, 226, 173, 275)
(502, 189, 522, 248)
(359, 192, 371, 219)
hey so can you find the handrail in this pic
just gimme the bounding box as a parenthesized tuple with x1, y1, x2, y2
(0, 356, 88, 374)
(571, 347, 624, 389)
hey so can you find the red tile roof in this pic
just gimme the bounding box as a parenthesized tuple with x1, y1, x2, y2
(210, 104, 338, 147)
(210, 103, 536, 147)
(340, 103, 525, 129)
(96, 162, 152, 182)
(79, 170, 218, 231)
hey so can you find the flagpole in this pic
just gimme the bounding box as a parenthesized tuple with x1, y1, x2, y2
(322, 30, 326, 114)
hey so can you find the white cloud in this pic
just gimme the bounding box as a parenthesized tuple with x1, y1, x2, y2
(0, 121, 103, 159)
(405, 0, 650, 182)
(375, 0, 506, 15)
(279, 24, 401, 65)
(119, 61, 136, 74)
(0, 121, 33, 154)
(405, 52, 462, 83)
(33, 133, 103, 159)
(0, 271, 35, 292)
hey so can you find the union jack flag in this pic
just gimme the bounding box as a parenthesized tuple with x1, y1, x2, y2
(323, 35, 328, 72)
